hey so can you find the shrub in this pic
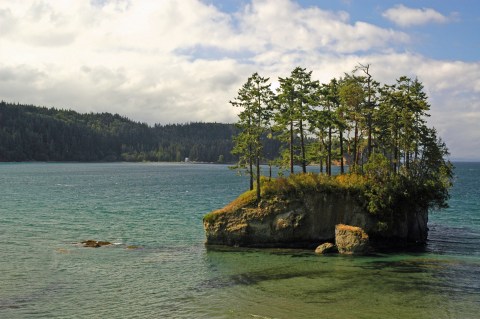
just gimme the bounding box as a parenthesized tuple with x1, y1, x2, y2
(334, 173, 367, 191)
(258, 172, 368, 199)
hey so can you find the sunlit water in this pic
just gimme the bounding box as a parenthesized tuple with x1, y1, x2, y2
(0, 162, 478, 318)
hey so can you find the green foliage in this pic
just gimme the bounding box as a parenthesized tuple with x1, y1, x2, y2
(229, 65, 453, 218)
(274, 67, 320, 174)
(231, 72, 275, 199)
(362, 147, 453, 216)
(364, 153, 392, 182)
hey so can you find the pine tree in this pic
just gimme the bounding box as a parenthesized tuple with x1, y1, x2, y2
(274, 67, 319, 174)
(231, 73, 274, 201)
(339, 74, 365, 171)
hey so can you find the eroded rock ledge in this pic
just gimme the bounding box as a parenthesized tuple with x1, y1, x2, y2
(203, 187, 428, 249)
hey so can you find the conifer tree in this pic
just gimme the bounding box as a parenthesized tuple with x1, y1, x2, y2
(316, 78, 341, 175)
(275, 75, 296, 174)
(339, 74, 365, 170)
(274, 67, 319, 173)
(231, 73, 273, 201)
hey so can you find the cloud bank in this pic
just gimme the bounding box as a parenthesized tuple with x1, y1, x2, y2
(382, 4, 451, 27)
(0, 0, 478, 159)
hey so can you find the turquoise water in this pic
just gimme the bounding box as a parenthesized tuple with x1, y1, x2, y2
(0, 162, 478, 318)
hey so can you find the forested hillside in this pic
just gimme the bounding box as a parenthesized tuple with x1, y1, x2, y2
(0, 101, 280, 162)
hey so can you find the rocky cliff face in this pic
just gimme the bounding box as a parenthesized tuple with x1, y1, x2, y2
(203, 191, 428, 248)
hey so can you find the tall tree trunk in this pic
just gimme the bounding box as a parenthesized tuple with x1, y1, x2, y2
(289, 120, 294, 174)
(393, 146, 397, 174)
(256, 154, 261, 202)
(300, 119, 306, 173)
(367, 114, 372, 158)
(353, 122, 358, 170)
(256, 83, 262, 202)
(340, 130, 344, 174)
(406, 150, 410, 171)
(248, 145, 254, 190)
(364, 64, 373, 158)
(327, 126, 332, 176)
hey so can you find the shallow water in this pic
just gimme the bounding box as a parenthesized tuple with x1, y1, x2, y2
(0, 162, 478, 318)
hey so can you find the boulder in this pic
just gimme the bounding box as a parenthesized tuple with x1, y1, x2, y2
(335, 224, 369, 254)
(314, 242, 337, 254)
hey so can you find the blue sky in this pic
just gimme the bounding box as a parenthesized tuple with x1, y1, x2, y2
(0, 0, 479, 160)
(208, 0, 479, 61)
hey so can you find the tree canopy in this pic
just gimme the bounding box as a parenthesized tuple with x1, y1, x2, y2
(231, 66, 453, 210)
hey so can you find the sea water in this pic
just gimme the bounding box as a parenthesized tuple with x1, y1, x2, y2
(0, 162, 478, 318)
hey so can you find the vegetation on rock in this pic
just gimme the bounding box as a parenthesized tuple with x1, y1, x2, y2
(205, 64, 453, 247)
(229, 65, 453, 209)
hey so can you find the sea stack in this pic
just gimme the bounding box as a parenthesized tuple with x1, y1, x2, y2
(203, 174, 429, 249)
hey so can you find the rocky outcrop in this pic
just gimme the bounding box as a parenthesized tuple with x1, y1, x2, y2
(335, 224, 369, 254)
(203, 190, 429, 248)
(204, 192, 372, 247)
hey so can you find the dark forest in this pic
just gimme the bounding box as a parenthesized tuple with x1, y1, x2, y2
(0, 101, 280, 163)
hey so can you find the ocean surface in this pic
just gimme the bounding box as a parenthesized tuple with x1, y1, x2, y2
(0, 162, 478, 318)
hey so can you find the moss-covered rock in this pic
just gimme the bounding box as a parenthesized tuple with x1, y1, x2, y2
(335, 224, 369, 254)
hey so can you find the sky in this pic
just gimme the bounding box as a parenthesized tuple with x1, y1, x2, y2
(0, 0, 479, 160)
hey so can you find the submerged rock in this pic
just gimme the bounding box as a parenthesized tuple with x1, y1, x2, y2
(81, 240, 112, 248)
(314, 242, 337, 254)
(335, 224, 369, 255)
(126, 245, 142, 250)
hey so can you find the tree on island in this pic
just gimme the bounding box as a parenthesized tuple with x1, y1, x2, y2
(274, 67, 320, 174)
(231, 65, 453, 212)
(230, 72, 274, 201)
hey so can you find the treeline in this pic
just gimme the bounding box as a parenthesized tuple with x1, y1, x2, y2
(231, 65, 453, 208)
(0, 101, 280, 162)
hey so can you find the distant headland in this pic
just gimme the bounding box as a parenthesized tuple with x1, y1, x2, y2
(0, 101, 274, 163)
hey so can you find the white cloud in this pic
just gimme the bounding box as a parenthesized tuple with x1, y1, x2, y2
(0, 0, 478, 159)
(351, 53, 480, 161)
(0, 0, 409, 121)
(382, 4, 450, 27)
(237, 0, 409, 54)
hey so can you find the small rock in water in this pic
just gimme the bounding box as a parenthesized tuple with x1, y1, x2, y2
(126, 245, 141, 250)
(314, 242, 337, 254)
(55, 248, 71, 254)
(81, 240, 112, 248)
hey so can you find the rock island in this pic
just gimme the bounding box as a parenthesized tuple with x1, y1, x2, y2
(204, 68, 453, 252)
(203, 171, 434, 251)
